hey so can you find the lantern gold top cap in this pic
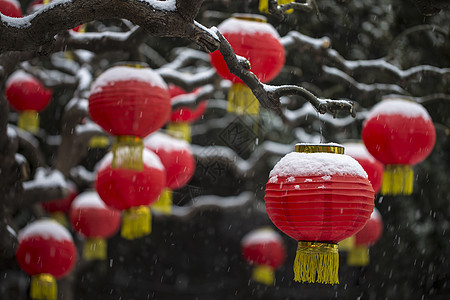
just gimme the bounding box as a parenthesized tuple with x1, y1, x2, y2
(231, 13, 267, 23)
(295, 143, 344, 154)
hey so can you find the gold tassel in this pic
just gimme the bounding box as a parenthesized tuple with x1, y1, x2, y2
(252, 265, 275, 286)
(30, 274, 57, 300)
(89, 136, 110, 148)
(259, 0, 294, 14)
(337, 235, 355, 252)
(347, 245, 370, 267)
(381, 165, 413, 195)
(112, 136, 144, 171)
(121, 206, 151, 240)
(18, 110, 39, 134)
(83, 238, 107, 260)
(227, 83, 260, 116)
(294, 241, 339, 284)
(166, 122, 192, 142)
(49, 212, 69, 228)
(152, 188, 173, 215)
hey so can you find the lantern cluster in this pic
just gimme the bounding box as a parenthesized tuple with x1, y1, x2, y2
(362, 97, 435, 195)
(5, 70, 52, 133)
(264, 143, 375, 284)
(69, 191, 121, 260)
(144, 132, 195, 214)
(89, 64, 171, 239)
(241, 228, 286, 285)
(166, 85, 207, 142)
(210, 14, 284, 116)
(16, 219, 77, 300)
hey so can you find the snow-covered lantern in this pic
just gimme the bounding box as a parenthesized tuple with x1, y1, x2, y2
(241, 228, 286, 285)
(210, 14, 285, 116)
(95, 149, 166, 239)
(0, 0, 23, 17)
(144, 132, 195, 215)
(41, 181, 78, 227)
(264, 143, 375, 284)
(5, 70, 52, 133)
(16, 219, 77, 300)
(166, 85, 207, 142)
(69, 191, 121, 260)
(347, 208, 383, 266)
(362, 97, 435, 195)
(88, 65, 171, 170)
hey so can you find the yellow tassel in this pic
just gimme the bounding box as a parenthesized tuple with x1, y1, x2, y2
(112, 136, 144, 171)
(83, 238, 107, 260)
(166, 122, 192, 142)
(252, 265, 275, 286)
(294, 241, 339, 284)
(152, 188, 173, 215)
(30, 274, 57, 300)
(18, 110, 39, 134)
(227, 83, 260, 116)
(121, 206, 151, 240)
(337, 235, 355, 252)
(381, 165, 413, 195)
(259, 0, 294, 14)
(89, 136, 110, 148)
(49, 212, 69, 228)
(347, 245, 370, 267)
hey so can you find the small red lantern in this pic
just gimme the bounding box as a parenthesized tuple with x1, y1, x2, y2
(5, 70, 52, 133)
(342, 143, 384, 194)
(362, 97, 436, 195)
(166, 85, 207, 142)
(16, 219, 77, 300)
(41, 181, 77, 226)
(95, 149, 166, 239)
(264, 143, 374, 284)
(89, 65, 171, 170)
(241, 228, 286, 285)
(210, 14, 285, 116)
(144, 132, 195, 214)
(69, 191, 121, 260)
(0, 0, 22, 17)
(347, 208, 383, 266)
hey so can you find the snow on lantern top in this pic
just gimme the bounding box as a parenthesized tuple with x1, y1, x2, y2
(145, 131, 192, 153)
(342, 142, 379, 163)
(71, 191, 108, 210)
(210, 14, 285, 83)
(365, 97, 432, 121)
(241, 228, 283, 247)
(97, 149, 165, 172)
(269, 151, 368, 180)
(18, 219, 73, 242)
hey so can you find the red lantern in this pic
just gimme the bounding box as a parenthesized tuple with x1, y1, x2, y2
(362, 97, 436, 195)
(69, 191, 121, 260)
(89, 65, 171, 170)
(144, 132, 195, 214)
(166, 85, 207, 142)
(210, 14, 285, 115)
(347, 208, 383, 266)
(0, 0, 22, 17)
(16, 219, 77, 300)
(95, 149, 166, 239)
(264, 144, 374, 284)
(241, 228, 286, 285)
(5, 70, 52, 133)
(41, 181, 77, 226)
(342, 143, 384, 194)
